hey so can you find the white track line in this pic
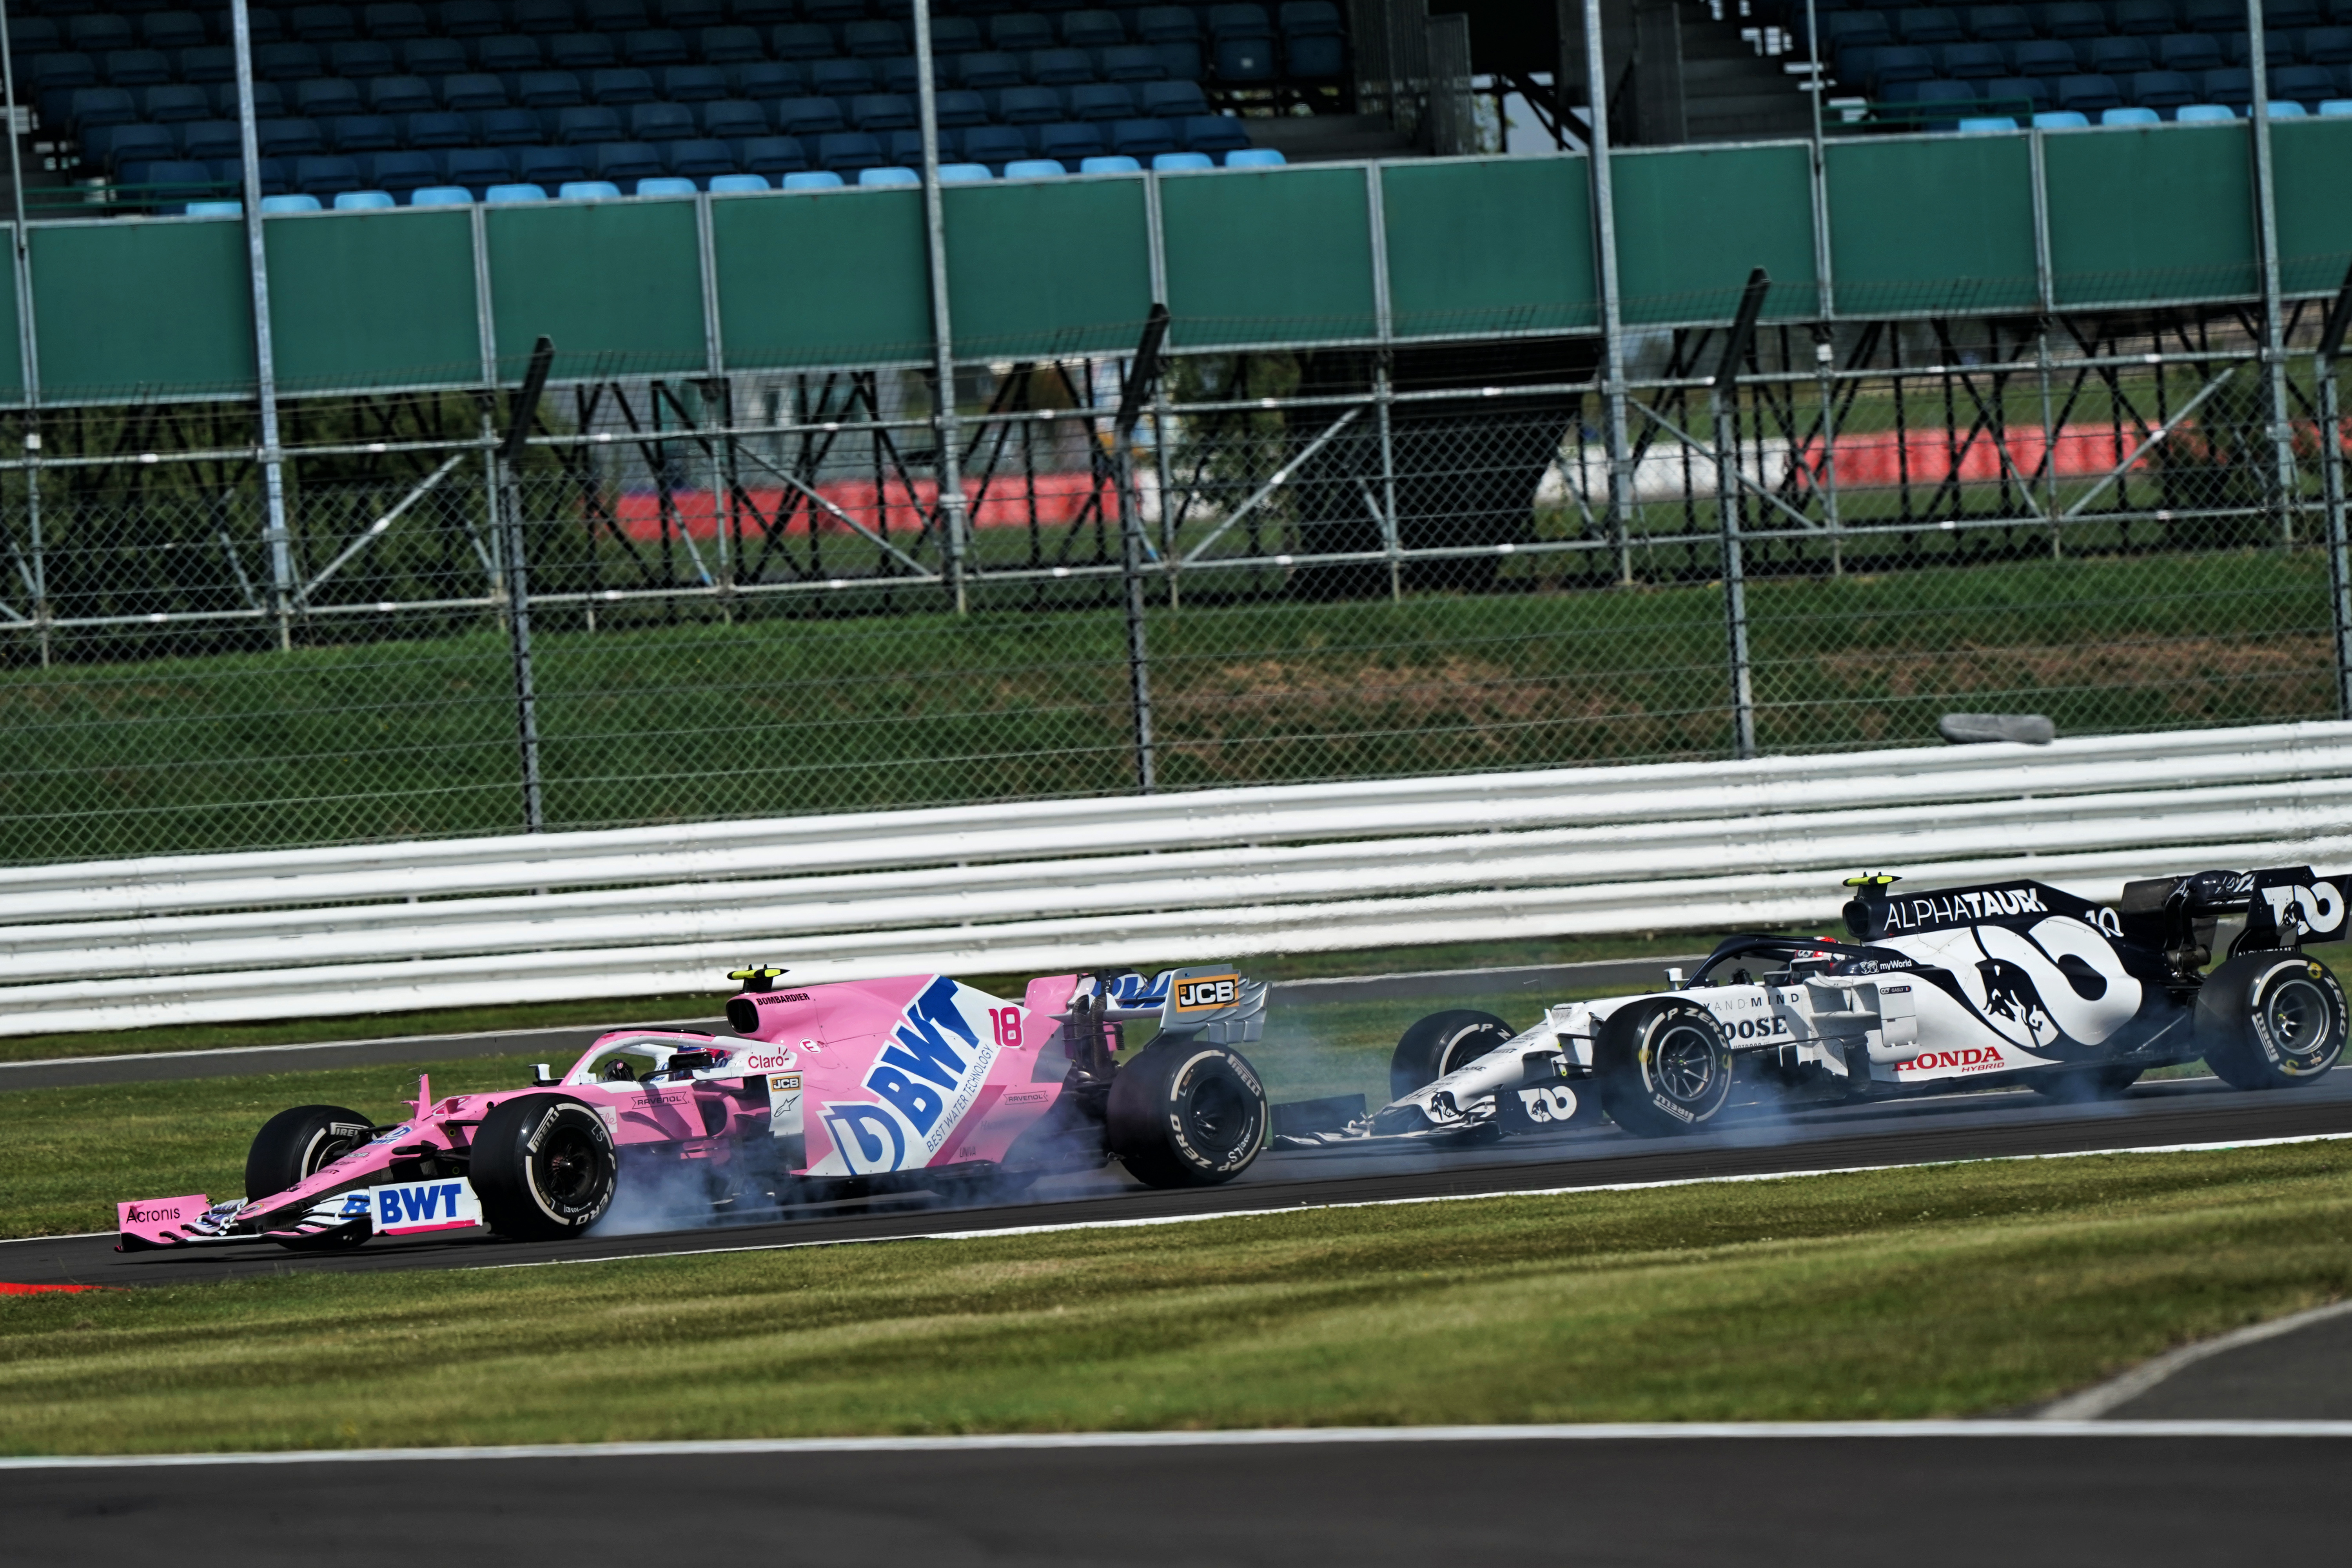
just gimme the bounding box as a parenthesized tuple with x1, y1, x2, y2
(1, 1419, 2349, 1472)
(476, 1128, 2352, 1274)
(2040, 1296, 2352, 1419)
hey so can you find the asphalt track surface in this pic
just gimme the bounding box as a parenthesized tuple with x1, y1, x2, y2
(9, 1065, 2349, 1290)
(2, 1430, 2341, 1566)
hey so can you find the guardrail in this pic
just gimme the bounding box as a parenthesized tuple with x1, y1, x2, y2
(5, 719, 2349, 1036)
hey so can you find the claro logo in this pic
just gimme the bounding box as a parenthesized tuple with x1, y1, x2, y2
(742, 1049, 798, 1071)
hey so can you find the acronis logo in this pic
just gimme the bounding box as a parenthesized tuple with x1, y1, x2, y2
(815, 978, 1001, 1175)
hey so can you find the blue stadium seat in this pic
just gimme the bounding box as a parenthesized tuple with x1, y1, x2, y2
(731, 0, 794, 23)
(732, 61, 803, 99)
(1003, 157, 1066, 178)
(214, 82, 289, 119)
(328, 114, 401, 151)
(781, 169, 844, 189)
(334, 189, 399, 208)
(1109, 116, 1179, 154)
(1179, 113, 1249, 152)
(102, 49, 174, 87)
(1064, 9, 1128, 47)
(954, 51, 1028, 89)
(1225, 146, 1285, 166)
(623, 27, 690, 64)
(817, 131, 884, 171)
(254, 41, 325, 80)
(410, 183, 475, 205)
(2176, 100, 2236, 118)
(67, 14, 136, 53)
(67, 86, 138, 133)
(142, 12, 207, 50)
(186, 200, 246, 216)
(297, 78, 366, 119)
(295, 153, 364, 194)
(2270, 0, 2325, 27)
(486, 182, 548, 202)
(559, 178, 623, 198)
(366, 149, 444, 194)
(959, 124, 1029, 165)
(1279, 0, 1343, 77)
(707, 171, 769, 192)
(2221, 29, 2296, 67)
(699, 99, 768, 138)
(142, 83, 212, 122)
(261, 192, 323, 211)
(2037, 3, 2107, 36)
(181, 120, 244, 161)
(368, 76, 438, 114)
(2267, 97, 2311, 115)
(95, 122, 176, 172)
(1138, 79, 1211, 117)
(1906, 77, 1983, 122)
(770, 23, 836, 60)
(809, 58, 878, 96)
(2273, 63, 2337, 104)
(2032, 108, 2092, 124)
(549, 31, 619, 68)
(8, 14, 58, 55)
(445, 145, 514, 192)
(697, 25, 764, 62)
(737, 135, 809, 175)
(935, 89, 992, 126)
(2009, 39, 2080, 75)
(661, 64, 731, 100)
(878, 128, 935, 165)
(2113, 0, 2179, 31)
(557, 106, 624, 143)
(178, 44, 240, 83)
(516, 145, 590, 184)
(637, 174, 701, 194)
(991, 13, 1058, 51)
(1036, 120, 1104, 160)
(2156, 31, 2223, 69)
(849, 92, 917, 130)
(2321, 96, 2352, 112)
(2129, 69, 2198, 110)
(930, 17, 987, 54)
(1067, 81, 1137, 118)
(1939, 41, 2007, 76)
(437, 2, 505, 38)
(481, 111, 549, 147)
(773, 96, 847, 136)
(1080, 153, 1142, 172)
(996, 84, 1065, 122)
(364, 4, 430, 39)
(1209, 18, 1276, 78)
(844, 19, 908, 56)
(331, 39, 397, 75)
(2181, 0, 2240, 28)
(2102, 104, 2162, 121)
(2306, 25, 2352, 60)
(259, 117, 328, 158)
(517, 71, 586, 107)
(1957, 114, 2020, 129)
(665, 137, 736, 176)
(593, 141, 664, 180)
(939, 162, 994, 181)
(403, 110, 474, 147)
(2053, 72, 2122, 111)
(475, 33, 545, 71)
(1098, 44, 1168, 81)
(1964, 0, 2038, 34)
(1031, 46, 1098, 83)
(2086, 36, 2152, 74)
(860, 165, 919, 185)
(1825, 11, 1893, 53)
(2201, 65, 2252, 105)
(401, 36, 470, 74)
(585, 0, 652, 31)
(1898, 7, 1965, 43)
(625, 101, 693, 140)
(589, 67, 658, 103)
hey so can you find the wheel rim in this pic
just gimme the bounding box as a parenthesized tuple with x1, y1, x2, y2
(2263, 977, 2336, 1068)
(1438, 1027, 1503, 1078)
(1651, 1022, 1721, 1105)
(534, 1123, 604, 1212)
(1180, 1072, 1252, 1163)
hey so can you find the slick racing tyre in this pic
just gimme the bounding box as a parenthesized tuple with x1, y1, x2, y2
(1389, 1010, 1517, 1102)
(2198, 952, 2348, 1091)
(246, 1104, 376, 1200)
(1595, 999, 1735, 1138)
(2028, 1064, 2145, 1103)
(1106, 1036, 1268, 1188)
(471, 1095, 619, 1240)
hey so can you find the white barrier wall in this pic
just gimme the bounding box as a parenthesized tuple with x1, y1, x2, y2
(4, 719, 2348, 1035)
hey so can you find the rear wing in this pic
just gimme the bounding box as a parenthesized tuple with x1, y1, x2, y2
(1085, 965, 1269, 1045)
(2118, 866, 2348, 957)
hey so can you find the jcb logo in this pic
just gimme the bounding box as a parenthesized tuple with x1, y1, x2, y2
(1174, 976, 1239, 1011)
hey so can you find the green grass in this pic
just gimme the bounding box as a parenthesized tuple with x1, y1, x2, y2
(0, 933, 1704, 1063)
(1, 544, 2333, 862)
(3, 1141, 2347, 1453)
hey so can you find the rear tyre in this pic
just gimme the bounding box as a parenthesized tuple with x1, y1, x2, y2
(1389, 1010, 1516, 1101)
(2028, 1064, 2145, 1103)
(1106, 1036, 1267, 1188)
(1595, 999, 1735, 1138)
(2198, 952, 2347, 1090)
(246, 1103, 375, 1200)
(470, 1095, 619, 1240)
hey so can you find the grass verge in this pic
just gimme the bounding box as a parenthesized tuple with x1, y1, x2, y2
(2, 1141, 2347, 1453)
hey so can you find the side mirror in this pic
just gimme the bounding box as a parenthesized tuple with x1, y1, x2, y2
(530, 1063, 557, 1087)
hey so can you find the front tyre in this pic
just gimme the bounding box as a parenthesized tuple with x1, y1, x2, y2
(2198, 952, 2347, 1090)
(470, 1095, 619, 1240)
(1389, 1010, 1517, 1101)
(1106, 1036, 1268, 1188)
(1595, 999, 1735, 1138)
(246, 1104, 376, 1200)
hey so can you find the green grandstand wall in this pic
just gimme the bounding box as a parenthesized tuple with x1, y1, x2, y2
(9, 119, 2345, 406)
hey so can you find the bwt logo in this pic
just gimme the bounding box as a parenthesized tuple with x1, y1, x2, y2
(820, 1103, 907, 1175)
(1174, 976, 1239, 1011)
(371, 1180, 482, 1232)
(863, 976, 982, 1138)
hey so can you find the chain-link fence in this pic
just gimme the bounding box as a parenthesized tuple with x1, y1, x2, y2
(1, 307, 2347, 866)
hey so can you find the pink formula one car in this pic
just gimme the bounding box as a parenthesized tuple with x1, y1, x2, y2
(118, 964, 1269, 1251)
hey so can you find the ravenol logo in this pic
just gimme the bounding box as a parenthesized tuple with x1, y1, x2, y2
(820, 977, 1001, 1174)
(369, 1179, 483, 1235)
(1174, 975, 1240, 1011)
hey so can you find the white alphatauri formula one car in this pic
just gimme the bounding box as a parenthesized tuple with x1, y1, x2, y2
(1277, 866, 2350, 1146)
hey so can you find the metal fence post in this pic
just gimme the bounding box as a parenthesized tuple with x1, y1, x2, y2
(1715, 269, 1771, 761)
(2029, 126, 2062, 558)
(0, 4, 47, 668)
(1114, 305, 1170, 793)
(1366, 162, 1402, 602)
(2246, 0, 2296, 545)
(912, 0, 971, 614)
(2316, 267, 2352, 719)
(502, 338, 555, 832)
(230, 0, 294, 652)
(1581, 0, 1635, 584)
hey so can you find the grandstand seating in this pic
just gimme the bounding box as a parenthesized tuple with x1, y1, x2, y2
(1788, 0, 2352, 126)
(4, 0, 1334, 209)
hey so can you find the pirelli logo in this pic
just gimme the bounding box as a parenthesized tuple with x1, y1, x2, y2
(1174, 975, 1240, 1011)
